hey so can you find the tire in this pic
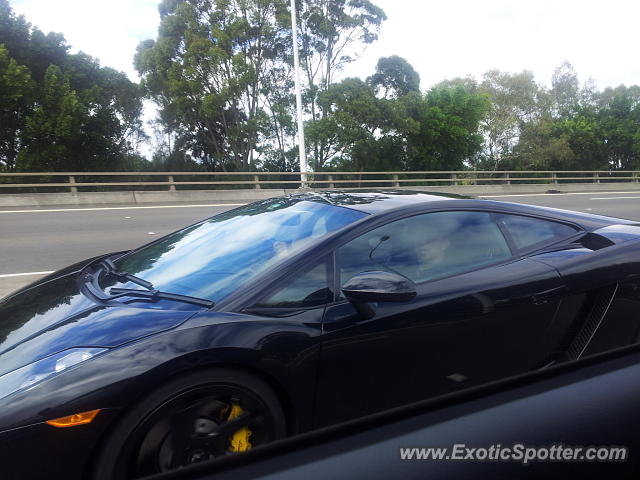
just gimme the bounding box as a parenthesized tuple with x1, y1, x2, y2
(92, 368, 286, 480)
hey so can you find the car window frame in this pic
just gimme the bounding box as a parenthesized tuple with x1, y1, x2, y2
(229, 205, 585, 313)
(243, 253, 336, 315)
(333, 209, 585, 296)
(493, 212, 584, 256)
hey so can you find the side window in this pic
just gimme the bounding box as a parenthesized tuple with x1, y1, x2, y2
(338, 211, 511, 291)
(496, 214, 579, 251)
(254, 257, 332, 308)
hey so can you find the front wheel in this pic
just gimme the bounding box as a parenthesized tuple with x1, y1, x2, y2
(92, 368, 286, 480)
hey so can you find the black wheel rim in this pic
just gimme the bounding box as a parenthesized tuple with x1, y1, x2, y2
(115, 383, 277, 479)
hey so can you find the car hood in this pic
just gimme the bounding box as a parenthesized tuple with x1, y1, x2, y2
(0, 270, 197, 377)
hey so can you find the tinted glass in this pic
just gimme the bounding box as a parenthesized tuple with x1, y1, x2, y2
(255, 258, 332, 308)
(339, 211, 511, 289)
(112, 197, 366, 303)
(497, 214, 579, 251)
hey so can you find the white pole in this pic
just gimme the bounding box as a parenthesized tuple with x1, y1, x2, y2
(290, 0, 308, 188)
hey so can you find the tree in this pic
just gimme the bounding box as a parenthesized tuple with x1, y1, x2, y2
(306, 77, 373, 168)
(297, 0, 386, 170)
(0, 44, 33, 169)
(367, 55, 420, 99)
(598, 85, 640, 169)
(403, 85, 490, 170)
(17, 65, 84, 171)
(551, 61, 580, 117)
(514, 120, 576, 170)
(0, 0, 146, 172)
(136, 0, 292, 171)
(559, 115, 607, 169)
(478, 69, 549, 169)
(137, 0, 387, 172)
(0, 0, 32, 70)
(306, 64, 489, 173)
(434, 76, 478, 93)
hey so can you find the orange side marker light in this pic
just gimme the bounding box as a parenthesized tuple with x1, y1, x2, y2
(45, 409, 101, 428)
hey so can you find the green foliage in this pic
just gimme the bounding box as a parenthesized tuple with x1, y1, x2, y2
(0, 43, 33, 169)
(506, 65, 640, 171)
(306, 77, 388, 170)
(514, 117, 576, 170)
(3, 0, 640, 175)
(136, 0, 292, 172)
(306, 76, 489, 172)
(17, 65, 83, 171)
(0, 0, 145, 172)
(405, 86, 490, 170)
(551, 61, 580, 117)
(137, 0, 388, 172)
(297, 0, 387, 169)
(367, 55, 420, 99)
(598, 85, 640, 169)
(477, 69, 549, 170)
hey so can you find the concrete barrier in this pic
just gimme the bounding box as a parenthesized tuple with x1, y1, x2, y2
(1, 182, 640, 208)
(0, 189, 288, 207)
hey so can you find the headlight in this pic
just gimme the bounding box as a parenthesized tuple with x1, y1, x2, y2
(0, 348, 107, 401)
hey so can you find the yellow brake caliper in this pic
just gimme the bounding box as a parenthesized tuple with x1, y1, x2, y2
(226, 402, 252, 452)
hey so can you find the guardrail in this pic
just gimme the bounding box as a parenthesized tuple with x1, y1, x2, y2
(0, 170, 639, 193)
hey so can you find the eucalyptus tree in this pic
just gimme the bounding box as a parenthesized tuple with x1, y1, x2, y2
(478, 69, 550, 170)
(598, 85, 640, 169)
(551, 61, 580, 117)
(296, 0, 386, 170)
(136, 0, 293, 171)
(367, 55, 420, 99)
(0, 44, 33, 169)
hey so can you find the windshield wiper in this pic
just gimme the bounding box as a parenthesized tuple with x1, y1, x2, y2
(109, 288, 214, 308)
(97, 258, 214, 308)
(99, 258, 154, 290)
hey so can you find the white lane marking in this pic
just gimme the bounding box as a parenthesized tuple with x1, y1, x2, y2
(483, 191, 640, 198)
(0, 203, 246, 214)
(589, 196, 640, 200)
(0, 271, 54, 278)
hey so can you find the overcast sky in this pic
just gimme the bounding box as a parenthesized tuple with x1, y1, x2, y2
(11, 0, 640, 91)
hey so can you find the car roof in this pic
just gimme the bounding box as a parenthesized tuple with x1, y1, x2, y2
(311, 190, 472, 214)
(288, 190, 631, 231)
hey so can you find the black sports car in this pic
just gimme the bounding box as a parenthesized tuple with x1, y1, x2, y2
(1, 191, 639, 479)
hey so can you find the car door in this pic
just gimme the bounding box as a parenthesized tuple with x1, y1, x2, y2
(239, 254, 335, 432)
(315, 210, 568, 427)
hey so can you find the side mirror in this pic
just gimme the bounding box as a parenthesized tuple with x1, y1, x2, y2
(342, 271, 417, 319)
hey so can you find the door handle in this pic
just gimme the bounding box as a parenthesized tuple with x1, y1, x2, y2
(531, 285, 566, 305)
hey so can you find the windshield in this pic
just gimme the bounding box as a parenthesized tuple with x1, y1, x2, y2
(110, 197, 367, 303)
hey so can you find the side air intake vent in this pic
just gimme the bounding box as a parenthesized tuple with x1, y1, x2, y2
(579, 232, 615, 251)
(566, 284, 618, 360)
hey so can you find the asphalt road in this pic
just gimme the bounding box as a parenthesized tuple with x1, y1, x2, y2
(0, 191, 639, 297)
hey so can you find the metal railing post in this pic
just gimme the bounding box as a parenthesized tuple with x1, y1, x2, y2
(392, 174, 400, 187)
(327, 174, 334, 189)
(504, 173, 511, 185)
(634, 172, 639, 183)
(167, 175, 176, 191)
(450, 173, 457, 186)
(68, 175, 78, 193)
(593, 172, 600, 184)
(253, 175, 261, 189)
(551, 172, 558, 184)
